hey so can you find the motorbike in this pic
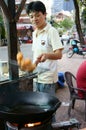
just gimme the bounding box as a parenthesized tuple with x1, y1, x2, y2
(67, 39, 86, 58)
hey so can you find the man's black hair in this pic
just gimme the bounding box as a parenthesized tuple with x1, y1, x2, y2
(26, 1, 46, 15)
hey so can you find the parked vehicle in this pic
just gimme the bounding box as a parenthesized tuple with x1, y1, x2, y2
(61, 35, 70, 45)
(17, 24, 33, 44)
(67, 39, 86, 58)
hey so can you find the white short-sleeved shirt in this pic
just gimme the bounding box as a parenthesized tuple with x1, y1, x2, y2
(32, 23, 64, 84)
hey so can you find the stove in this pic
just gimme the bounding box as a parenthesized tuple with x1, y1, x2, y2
(6, 118, 80, 130)
(6, 120, 52, 130)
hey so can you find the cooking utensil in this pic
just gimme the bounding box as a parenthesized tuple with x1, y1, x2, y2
(0, 91, 61, 124)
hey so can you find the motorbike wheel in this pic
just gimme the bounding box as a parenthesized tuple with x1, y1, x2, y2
(67, 50, 74, 58)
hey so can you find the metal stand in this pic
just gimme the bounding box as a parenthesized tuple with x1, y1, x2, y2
(52, 118, 81, 130)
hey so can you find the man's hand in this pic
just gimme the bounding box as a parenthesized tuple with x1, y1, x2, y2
(34, 53, 47, 65)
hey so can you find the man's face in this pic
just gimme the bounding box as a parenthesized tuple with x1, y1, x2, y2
(29, 11, 46, 29)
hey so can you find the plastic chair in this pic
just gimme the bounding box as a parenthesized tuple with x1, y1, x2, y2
(64, 71, 86, 121)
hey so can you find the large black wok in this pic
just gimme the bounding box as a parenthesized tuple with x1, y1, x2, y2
(0, 91, 61, 124)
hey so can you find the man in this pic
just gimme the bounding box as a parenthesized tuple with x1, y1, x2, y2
(76, 61, 86, 98)
(26, 1, 64, 96)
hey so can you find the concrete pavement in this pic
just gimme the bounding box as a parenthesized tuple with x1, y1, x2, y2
(56, 53, 86, 129)
(58, 53, 85, 76)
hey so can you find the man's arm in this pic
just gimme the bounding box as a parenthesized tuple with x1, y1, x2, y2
(34, 48, 63, 65)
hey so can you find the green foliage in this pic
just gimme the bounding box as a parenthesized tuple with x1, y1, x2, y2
(53, 18, 73, 29)
(50, 17, 74, 35)
(51, 18, 74, 30)
(81, 8, 86, 24)
(60, 18, 74, 30)
(0, 15, 3, 23)
(52, 21, 63, 28)
(80, 0, 86, 6)
(0, 15, 5, 39)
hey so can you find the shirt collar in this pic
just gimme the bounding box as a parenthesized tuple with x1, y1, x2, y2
(35, 23, 51, 34)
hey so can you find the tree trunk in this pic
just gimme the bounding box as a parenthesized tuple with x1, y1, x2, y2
(73, 0, 84, 45)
